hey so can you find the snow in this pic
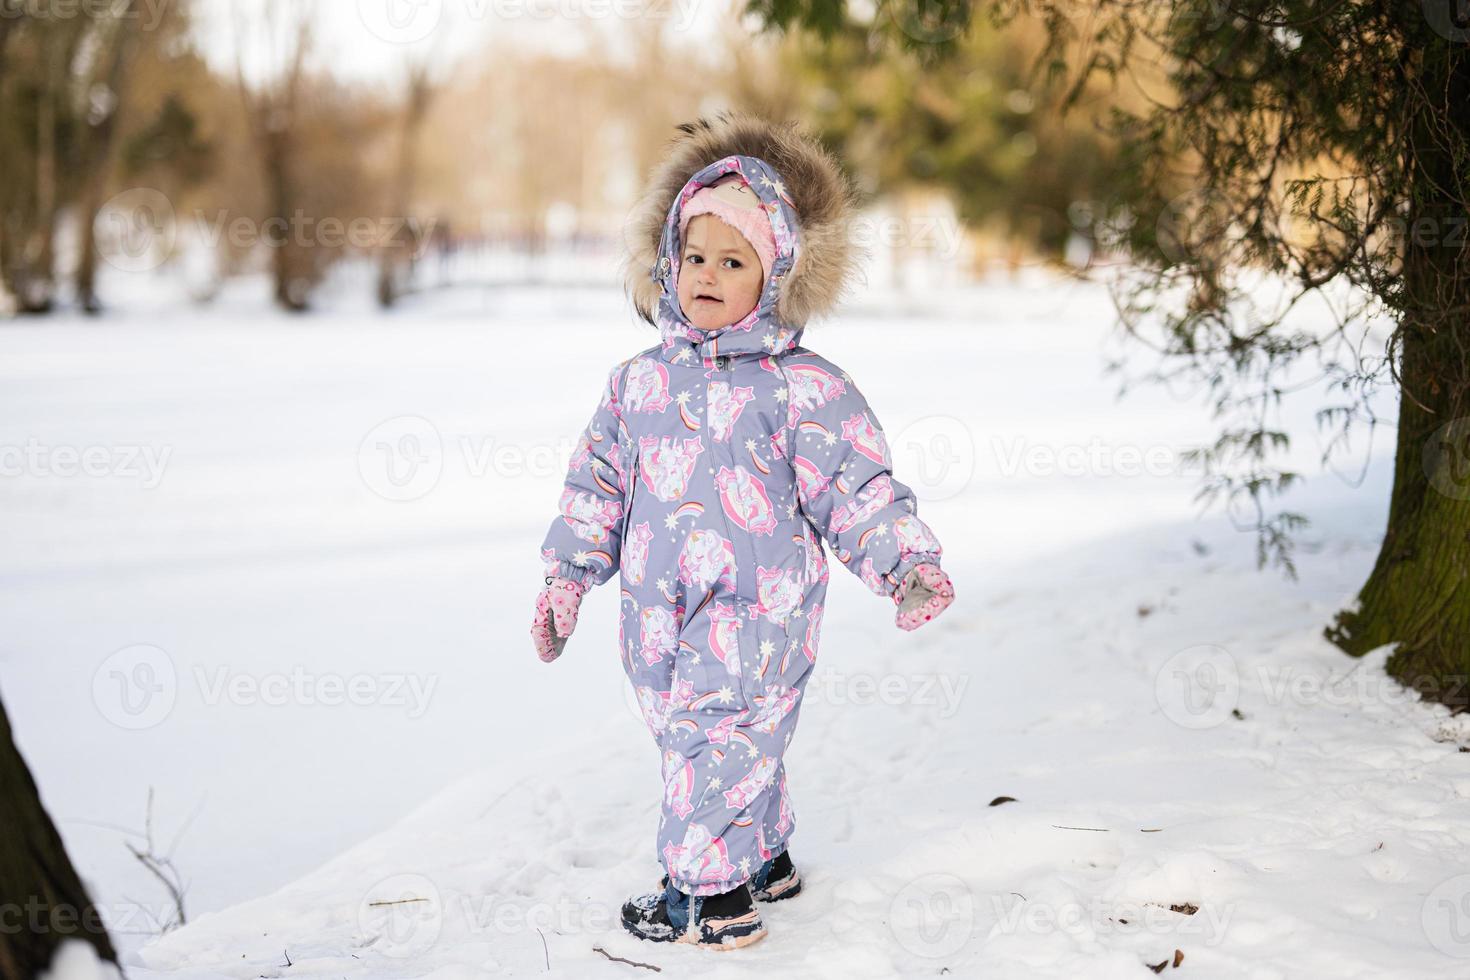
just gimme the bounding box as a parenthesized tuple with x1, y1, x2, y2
(38, 941, 125, 980)
(3, 270, 1467, 977)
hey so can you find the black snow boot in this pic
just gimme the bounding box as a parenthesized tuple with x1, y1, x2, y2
(750, 849, 802, 902)
(620, 879, 766, 950)
(646, 849, 801, 906)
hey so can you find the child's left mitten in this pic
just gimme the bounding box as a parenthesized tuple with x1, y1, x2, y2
(531, 576, 588, 662)
(893, 563, 955, 631)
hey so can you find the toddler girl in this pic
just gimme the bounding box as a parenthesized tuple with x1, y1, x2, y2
(530, 113, 955, 950)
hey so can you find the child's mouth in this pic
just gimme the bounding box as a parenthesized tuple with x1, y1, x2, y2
(694, 295, 721, 304)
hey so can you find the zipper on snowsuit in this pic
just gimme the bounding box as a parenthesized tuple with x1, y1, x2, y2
(703, 350, 766, 711)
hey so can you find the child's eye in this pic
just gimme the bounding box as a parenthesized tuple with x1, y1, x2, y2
(723, 258, 743, 270)
(685, 253, 703, 264)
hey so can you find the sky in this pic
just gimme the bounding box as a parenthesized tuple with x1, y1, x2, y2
(190, 0, 732, 89)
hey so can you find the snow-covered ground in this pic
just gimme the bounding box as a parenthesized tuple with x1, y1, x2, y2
(5, 270, 1469, 978)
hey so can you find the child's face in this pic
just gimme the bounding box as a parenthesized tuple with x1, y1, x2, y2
(676, 214, 765, 331)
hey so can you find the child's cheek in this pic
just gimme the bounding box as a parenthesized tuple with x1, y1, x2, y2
(674, 267, 693, 316)
(739, 277, 762, 318)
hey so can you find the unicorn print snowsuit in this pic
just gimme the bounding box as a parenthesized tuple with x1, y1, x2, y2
(538, 116, 946, 897)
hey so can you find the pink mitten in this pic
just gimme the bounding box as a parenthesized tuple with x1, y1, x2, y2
(531, 576, 587, 662)
(893, 563, 955, 631)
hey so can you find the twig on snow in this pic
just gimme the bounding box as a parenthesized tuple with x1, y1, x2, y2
(592, 945, 661, 972)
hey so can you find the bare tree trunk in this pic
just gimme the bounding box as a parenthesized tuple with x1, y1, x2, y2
(236, 0, 312, 312)
(77, 2, 142, 314)
(0, 11, 15, 315)
(378, 59, 435, 308)
(1326, 40, 1470, 711)
(261, 125, 306, 311)
(0, 5, 16, 82)
(0, 693, 118, 979)
(21, 32, 60, 313)
(14, 18, 89, 314)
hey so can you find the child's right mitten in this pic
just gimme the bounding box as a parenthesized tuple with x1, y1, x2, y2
(531, 576, 587, 662)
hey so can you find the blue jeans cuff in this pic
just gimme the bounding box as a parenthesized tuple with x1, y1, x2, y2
(750, 846, 789, 891)
(664, 879, 692, 933)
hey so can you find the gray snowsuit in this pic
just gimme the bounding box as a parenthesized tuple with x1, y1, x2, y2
(539, 117, 945, 897)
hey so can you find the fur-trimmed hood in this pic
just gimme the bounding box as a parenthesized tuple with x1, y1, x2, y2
(623, 112, 865, 332)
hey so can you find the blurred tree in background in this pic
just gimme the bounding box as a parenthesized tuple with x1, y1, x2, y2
(740, 9, 1134, 275)
(753, 0, 1470, 709)
(228, 0, 397, 311)
(0, 0, 200, 312)
(1, 1, 1103, 315)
